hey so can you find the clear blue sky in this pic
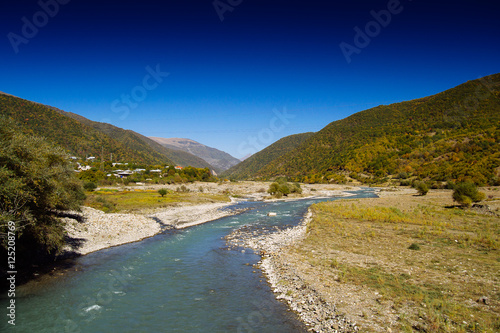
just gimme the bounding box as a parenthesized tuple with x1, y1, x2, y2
(1, 0, 499, 159)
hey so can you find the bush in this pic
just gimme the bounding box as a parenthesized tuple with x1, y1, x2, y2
(290, 183, 303, 194)
(268, 181, 300, 197)
(445, 180, 456, 190)
(414, 181, 429, 196)
(398, 172, 409, 179)
(176, 185, 189, 193)
(158, 189, 168, 197)
(400, 180, 411, 186)
(452, 182, 485, 207)
(408, 243, 421, 250)
(83, 181, 97, 192)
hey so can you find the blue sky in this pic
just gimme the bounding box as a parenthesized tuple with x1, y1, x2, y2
(1, 0, 499, 159)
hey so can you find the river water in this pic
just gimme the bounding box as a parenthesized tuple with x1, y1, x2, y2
(1, 189, 376, 332)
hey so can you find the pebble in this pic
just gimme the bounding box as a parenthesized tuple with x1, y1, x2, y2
(225, 209, 358, 332)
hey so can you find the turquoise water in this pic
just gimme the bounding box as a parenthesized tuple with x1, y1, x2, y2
(1, 189, 376, 332)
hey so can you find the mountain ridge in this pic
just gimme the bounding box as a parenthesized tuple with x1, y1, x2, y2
(0, 93, 214, 169)
(149, 137, 240, 172)
(222, 132, 315, 179)
(226, 73, 500, 185)
(51, 108, 214, 169)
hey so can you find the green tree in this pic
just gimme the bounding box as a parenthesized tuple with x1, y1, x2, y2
(268, 182, 280, 195)
(278, 184, 290, 196)
(452, 182, 485, 207)
(0, 117, 86, 271)
(158, 189, 168, 197)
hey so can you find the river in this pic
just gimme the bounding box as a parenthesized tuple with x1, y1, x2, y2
(1, 189, 376, 332)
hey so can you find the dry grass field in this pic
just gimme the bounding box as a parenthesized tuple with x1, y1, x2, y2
(84, 188, 231, 213)
(282, 188, 500, 332)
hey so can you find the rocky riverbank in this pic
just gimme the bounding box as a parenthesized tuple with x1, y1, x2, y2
(225, 210, 359, 332)
(62, 182, 360, 256)
(62, 202, 238, 255)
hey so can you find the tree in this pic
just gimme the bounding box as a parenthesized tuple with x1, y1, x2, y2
(158, 189, 168, 197)
(452, 182, 485, 207)
(268, 182, 280, 195)
(0, 117, 86, 271)
(278, 184, 290, 196)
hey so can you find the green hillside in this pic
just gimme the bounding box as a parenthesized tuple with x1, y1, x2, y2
(250, 74, 500, 185)
(222, 132, 315, 179)
(53, 109, 214, 169)
(0, 93, 172, 164)
(0, 93, 217, 168)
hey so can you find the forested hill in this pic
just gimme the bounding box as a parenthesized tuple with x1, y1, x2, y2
(241, 73, 500, 185)
(52, 108, 214, 169)
(222, 132, 315, 179)
(0, 93, 209, 167)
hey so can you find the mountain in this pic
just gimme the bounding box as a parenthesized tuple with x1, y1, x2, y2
(0, 93, 212, 168)
(149, 137, 240, 172)
(230, 73, 500, 185)
(222, 132, 315, 179)
(52, 109, 214, 169)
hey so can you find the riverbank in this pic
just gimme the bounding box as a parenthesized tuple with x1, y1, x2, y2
(225, 210, 359, 332)
(62, 201, 238, 255)
(64, 181, 361, 256)
(230, 187, 500, 332)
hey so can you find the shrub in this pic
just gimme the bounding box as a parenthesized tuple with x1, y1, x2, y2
(414, 181, 429, 196)
(176, 185, 189, 193)
(445, 181, 456, 190)
(452, 182, 485, 207)
(158, 189, 168, 197)
(398, 172, 409, 179)
(400, 180, 411, 186)
(408, 243, 421, 250)
(83, 181, 98, 192)
(290, 183, 303, 194)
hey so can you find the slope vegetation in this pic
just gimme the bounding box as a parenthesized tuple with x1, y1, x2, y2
(0, 93, 171, 164)
(54, 110, 213, 169)
(254, 74, 500, 185)
(222, 132, 315, 179)
(0, 93, 215, 168)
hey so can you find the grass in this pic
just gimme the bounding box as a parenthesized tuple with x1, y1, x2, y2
(84, 189, 231, 213)
(294, 191, 500, 332)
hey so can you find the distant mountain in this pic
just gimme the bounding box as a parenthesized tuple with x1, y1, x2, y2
(52, 110, 214, 169)
(0, 93, 214, 169)
(222, 132, 315, 179)
(150, 137, 240, 172)
(228, 73, 500, 185)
